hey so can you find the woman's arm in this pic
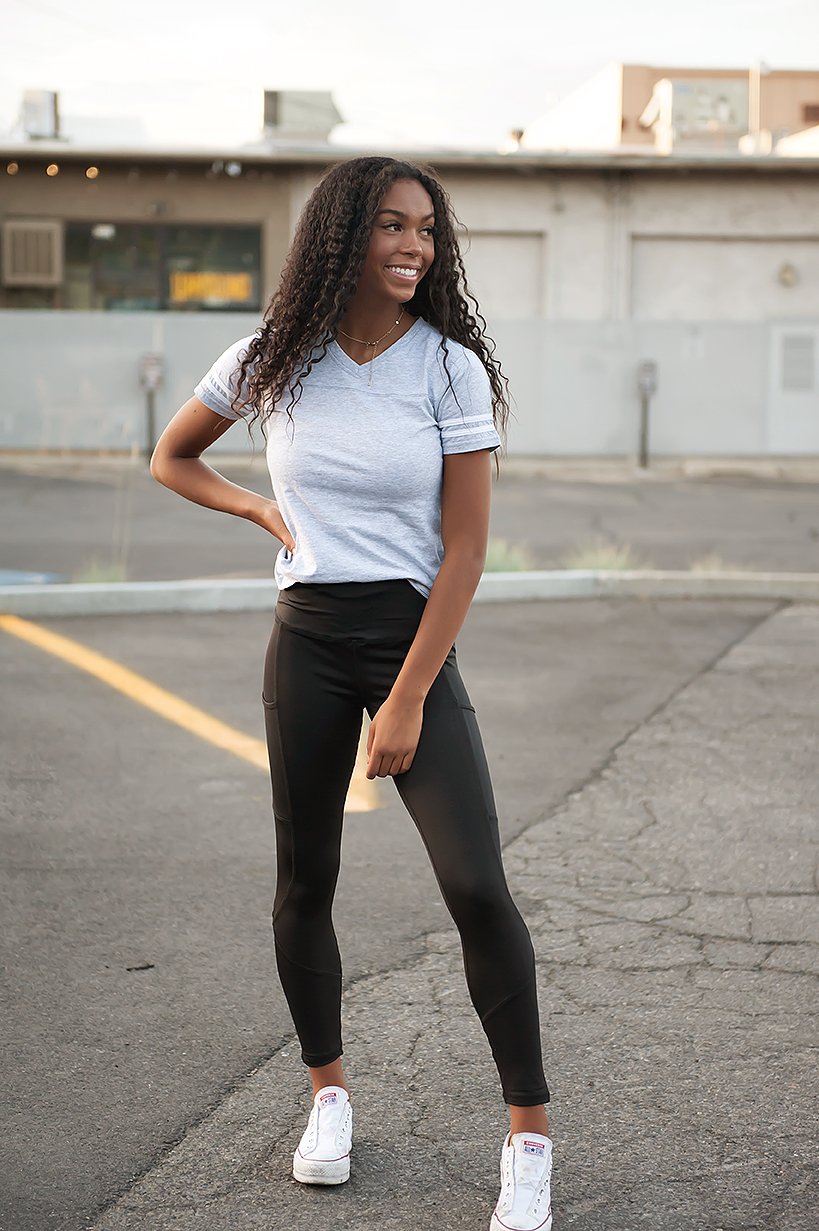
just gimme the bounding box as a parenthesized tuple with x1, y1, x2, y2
(391, 447, 492, 703)
(365, 447, 492, 778)
(150, 396, 295, 550)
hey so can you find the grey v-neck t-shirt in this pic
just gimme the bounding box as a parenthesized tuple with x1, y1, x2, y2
(193, 315, 502, 598)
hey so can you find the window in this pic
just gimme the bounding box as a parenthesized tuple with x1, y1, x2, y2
(165, 225, 261, 310)
(64, 223, 161, 309)
(57, 222, 262, 311)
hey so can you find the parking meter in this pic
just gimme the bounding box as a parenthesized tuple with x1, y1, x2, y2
(139, 352, 164, 393)
(638, 361, 658, 397)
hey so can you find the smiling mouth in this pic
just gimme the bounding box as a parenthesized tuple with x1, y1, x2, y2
(385, 265, 422, 281)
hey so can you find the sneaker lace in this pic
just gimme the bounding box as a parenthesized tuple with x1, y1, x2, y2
(513, 1151, 550, 1208)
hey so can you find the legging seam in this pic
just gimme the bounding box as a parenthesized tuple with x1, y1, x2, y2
(479, 972, 537, 1028)
(274, 935, 342, 980)
(439, 667, 512, 885)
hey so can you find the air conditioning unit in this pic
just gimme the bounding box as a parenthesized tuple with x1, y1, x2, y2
(1, 219, 64, 287)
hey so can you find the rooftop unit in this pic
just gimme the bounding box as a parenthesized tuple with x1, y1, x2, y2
(260, 90, 342, 144)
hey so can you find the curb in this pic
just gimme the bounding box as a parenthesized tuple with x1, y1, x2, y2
(1, 570, 817, 618)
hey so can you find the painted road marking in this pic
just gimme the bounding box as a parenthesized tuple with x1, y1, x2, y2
(0, 614, 379, 812)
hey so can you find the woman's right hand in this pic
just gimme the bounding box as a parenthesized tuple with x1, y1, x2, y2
(250, 496, 296, 553)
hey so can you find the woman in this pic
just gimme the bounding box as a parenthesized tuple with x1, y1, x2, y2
(150, 155, 554, 1231)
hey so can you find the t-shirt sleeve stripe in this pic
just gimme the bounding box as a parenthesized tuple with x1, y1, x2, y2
(193, 335, 256, 419)
(435, 346, 502, 455)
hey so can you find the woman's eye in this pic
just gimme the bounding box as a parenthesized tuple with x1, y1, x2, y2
(383, 223, 434, 236)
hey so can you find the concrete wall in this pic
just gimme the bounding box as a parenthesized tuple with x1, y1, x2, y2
(0, 311, 259, 454)
(3, 312, 816, 456)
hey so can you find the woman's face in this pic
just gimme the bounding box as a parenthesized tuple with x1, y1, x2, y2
(357, 177, 435, 305)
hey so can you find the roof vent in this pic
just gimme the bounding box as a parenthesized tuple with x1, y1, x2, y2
(21, 89, 61, 140)
(261, 90, 342, 143)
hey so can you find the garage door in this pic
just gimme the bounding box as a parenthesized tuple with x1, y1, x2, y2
(631, 237, 819, 320)
(460, 231, 545, 321)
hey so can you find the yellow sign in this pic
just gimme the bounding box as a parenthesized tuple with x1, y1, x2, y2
(169, 271, 254, 304)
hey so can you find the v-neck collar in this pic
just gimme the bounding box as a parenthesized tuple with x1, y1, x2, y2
(329, 315, 422, 378)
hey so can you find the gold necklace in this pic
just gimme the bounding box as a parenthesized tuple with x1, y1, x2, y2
(337, 307, 406, 385)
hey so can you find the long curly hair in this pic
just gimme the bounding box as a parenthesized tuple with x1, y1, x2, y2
(231, 155, 511, 474)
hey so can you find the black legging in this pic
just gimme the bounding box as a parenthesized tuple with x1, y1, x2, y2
(262, 578, 550, 1106)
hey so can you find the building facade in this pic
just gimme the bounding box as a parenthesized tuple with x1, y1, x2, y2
(1, 143, 818, 456)
(521, 63, 819, 155)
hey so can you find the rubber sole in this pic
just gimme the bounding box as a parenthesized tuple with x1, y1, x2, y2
(292, 1153, 351, 1185)
(490, 1212, 552, 1231)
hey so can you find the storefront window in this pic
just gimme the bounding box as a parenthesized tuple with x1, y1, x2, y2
(58, 222, 261, 311)
(165, 225, 260, 310)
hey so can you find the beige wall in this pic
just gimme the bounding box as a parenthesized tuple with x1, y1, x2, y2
(758, 71, 819, 136)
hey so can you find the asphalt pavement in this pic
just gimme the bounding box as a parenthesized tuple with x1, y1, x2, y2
(1, 455, 818, 584)
(1, 456, 817, 1230)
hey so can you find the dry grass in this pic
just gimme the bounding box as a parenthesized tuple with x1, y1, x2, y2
(687, 553, 757, 573)
(484, 536, 538, 572)
(559, 538, 653, 571)
(70, 559, 130, 584)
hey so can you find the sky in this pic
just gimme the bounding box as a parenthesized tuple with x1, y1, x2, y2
(2, 0, 819, 150)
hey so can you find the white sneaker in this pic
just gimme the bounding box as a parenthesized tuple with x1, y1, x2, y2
(490, 1130, 553, 1230)
(292, 1085, 353, 1185)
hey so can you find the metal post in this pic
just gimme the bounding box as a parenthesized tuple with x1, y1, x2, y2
(637, 360, 658, 469)
(639, 391, 650, 468)
(146, 389, 156, 463)
(139, 353, 164, 465)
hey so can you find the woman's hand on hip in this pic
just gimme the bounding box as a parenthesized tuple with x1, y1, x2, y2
(366, 694, 424, 778)
(248, 495, 296, 552)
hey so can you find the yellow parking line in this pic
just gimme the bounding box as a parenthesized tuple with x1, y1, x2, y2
(0, 613, 379, 811)
(0, 612, 269, 767)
